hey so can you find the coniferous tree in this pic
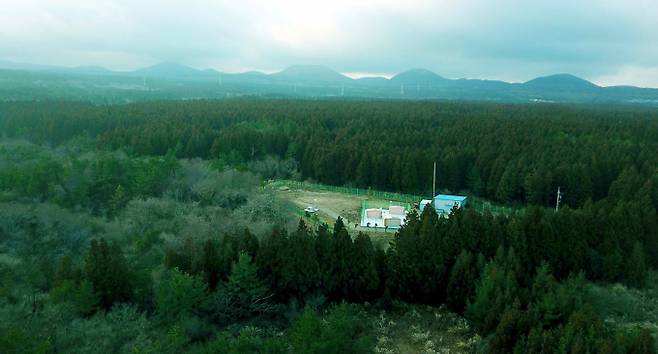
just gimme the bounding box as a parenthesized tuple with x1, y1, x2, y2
(84, 238, 133, 310)
(75, 280, 99, 317)
(199, 239, 222, 290)
(530, 262, 557, 304)
(446, 250, 478, 312)
(108, 184, 128, 217)
(164, 237, 194, 274)
(54, 254, 76, 287)
(314, 223, 333, 292)
(281, 219, 320, 299)
(257, 227, 288, 300)
(535, 272, 586, 328)
(557, 305, 607, 354)
(350, 233, 379, 301)
(219, 235, 238, 281)
(419, 204, 448, 303)
(489, 301, 528, 354)
(238, 228, 260, 258)
(156, 268, 207, 322)
(624, 241, 647, 288)
(225, 252, 271, 318)
(625, 328, 657, 354)
(466, 165, 484, 196)
(290, 306, 324, 354)
(465, 247, 520, 333)
(328, 217, 354, 301)
(521, 326, 560, 354)
(388, 209, 422, 302)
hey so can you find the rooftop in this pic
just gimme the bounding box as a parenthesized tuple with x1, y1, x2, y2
(434, 194, 468, 202)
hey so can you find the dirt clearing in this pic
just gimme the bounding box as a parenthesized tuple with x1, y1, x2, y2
(272, 186, 398, 249)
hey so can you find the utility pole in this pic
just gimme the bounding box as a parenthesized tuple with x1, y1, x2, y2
(432, 161, 437, 197)
(555, 186, 562, 212)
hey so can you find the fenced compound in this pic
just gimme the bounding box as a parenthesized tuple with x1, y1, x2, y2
(268, 179, 519, 217)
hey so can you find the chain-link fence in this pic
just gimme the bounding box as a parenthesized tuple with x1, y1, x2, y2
(467, 196, 517, 216)
(269, 179, 423, 203)
(361, 200, 413, 211)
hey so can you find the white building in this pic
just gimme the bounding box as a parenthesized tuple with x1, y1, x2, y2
(361, 205, 407, 228)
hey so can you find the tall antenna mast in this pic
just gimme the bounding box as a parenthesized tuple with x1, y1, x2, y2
(555, 186, 562, 212)
(432, 161, 437, 197)
(400, 84, 405, 96)
(341, 83, 345, 96)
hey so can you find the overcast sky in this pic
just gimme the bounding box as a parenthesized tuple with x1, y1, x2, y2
(1, 0, 657, 87)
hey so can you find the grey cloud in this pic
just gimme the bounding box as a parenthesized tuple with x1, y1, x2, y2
(0, 0, 657, 85)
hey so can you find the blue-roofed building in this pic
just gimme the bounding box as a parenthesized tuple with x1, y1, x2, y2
(420, 194, 468, 216)
(434, 194, 467, 215)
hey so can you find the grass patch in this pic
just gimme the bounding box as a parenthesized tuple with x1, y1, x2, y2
(362, 302, 481, 354)
(588, 271, 658, 349)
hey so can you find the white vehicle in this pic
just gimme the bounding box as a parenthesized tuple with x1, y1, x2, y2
(304, 206, 319, 213)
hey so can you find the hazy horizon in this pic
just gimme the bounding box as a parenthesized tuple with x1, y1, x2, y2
(3, 58, 657, 89)
(2, 0, 658, 87)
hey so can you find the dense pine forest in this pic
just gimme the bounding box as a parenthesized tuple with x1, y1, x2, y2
(1, 99, 657, 353)
(2, 100, 656, 207)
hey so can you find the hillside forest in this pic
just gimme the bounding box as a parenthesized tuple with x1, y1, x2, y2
(0, 100, 657, 353)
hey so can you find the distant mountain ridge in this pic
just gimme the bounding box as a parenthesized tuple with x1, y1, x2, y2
(391, 69, 448, 86)
(1, 59, 657, 105)
(0, 59, 615, 89)
(525, 73, 600, 90)
(130, 62, 220, 80)
(271, 65, 350, 84)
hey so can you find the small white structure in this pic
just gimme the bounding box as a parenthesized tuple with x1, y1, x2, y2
(419, 199, 433, 211)
(304, 206, 319, 213)
(361, 206, 407, 229)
